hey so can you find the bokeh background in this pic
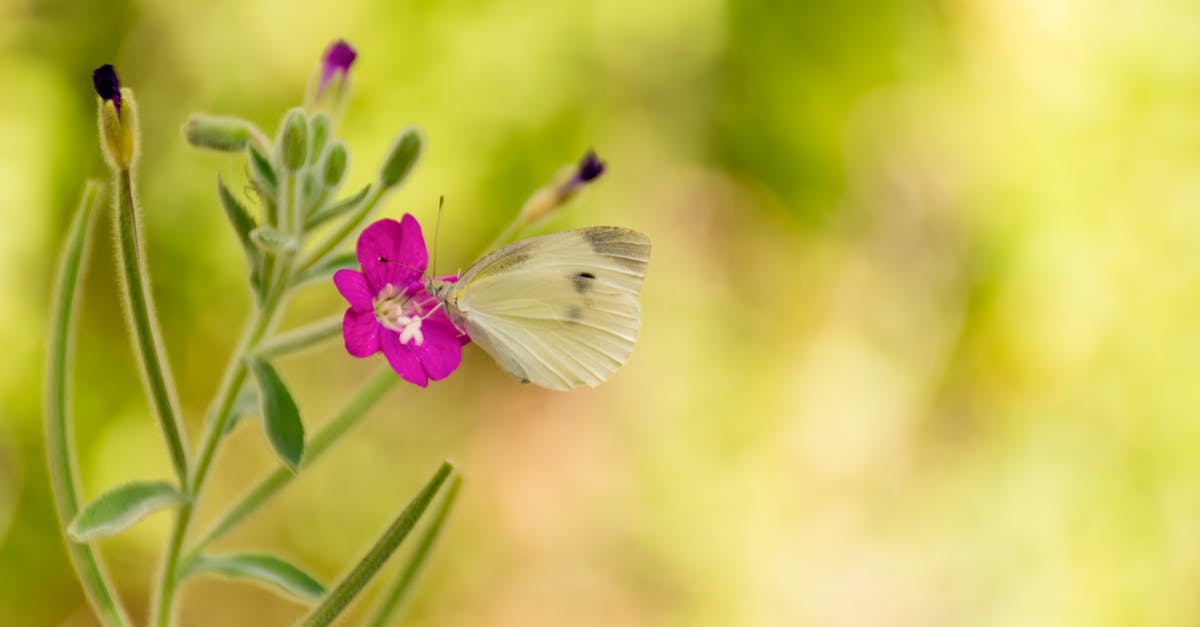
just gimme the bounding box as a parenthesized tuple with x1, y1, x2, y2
(4, 0, 1200, 625)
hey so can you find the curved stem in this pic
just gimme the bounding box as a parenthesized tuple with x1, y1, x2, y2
(46, 181, 133, 627)
(186, 367, 397, 557)
(115, 169, 190, 485)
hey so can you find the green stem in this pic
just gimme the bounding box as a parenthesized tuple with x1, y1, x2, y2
(152, 165, 302, 625)
(255, 315, 342, 360)
(365, 475, 462, 627)
(115, 169, 189, 485)
(46, 181, 133, 627)
(186, 368, 397, 557)
(296, 185, 384, 274)
(300, 462, 454, 627)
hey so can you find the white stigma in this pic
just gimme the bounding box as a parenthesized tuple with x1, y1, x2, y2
(397, 315, 424, 346)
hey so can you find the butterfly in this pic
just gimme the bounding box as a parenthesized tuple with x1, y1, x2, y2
(426, 227, 651, 390)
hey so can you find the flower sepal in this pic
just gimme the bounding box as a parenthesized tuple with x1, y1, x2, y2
(93, 65, 138, 170)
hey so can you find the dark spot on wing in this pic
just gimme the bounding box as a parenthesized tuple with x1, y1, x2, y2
(572, 271, 596, 293)
(566, 305, 584, 321)
(583, 228, 610, 254)
(582, 228, 647, 270)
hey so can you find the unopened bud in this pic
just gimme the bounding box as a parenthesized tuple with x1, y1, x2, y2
(309, 112, 331, 163)
(518, 150, 607, 225)
(278, 108, 309, 172)
(322, 140, 349, 187)
(93, 65, 137, 169)
(183, 114, 252, 151)
(378, 126, 423, 189)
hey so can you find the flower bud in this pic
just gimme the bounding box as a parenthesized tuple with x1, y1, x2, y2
(378, 126, 423, 189)
(309, 112, 332, 163)
(322, 140, 349, 187)
(278, 108, 309, 173)
(250, 226, 299, 253)
(318, 40, 357, 98)
(182, 114, 252, 151)
(301, 171, 321, 215)
(517, 150, 606, 225)
(93, 65, 137, 169)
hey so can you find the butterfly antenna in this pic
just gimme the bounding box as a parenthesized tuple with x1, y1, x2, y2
(431, 195, 445, 279)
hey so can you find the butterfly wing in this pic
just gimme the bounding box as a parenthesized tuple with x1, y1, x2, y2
(448, 227, 651, 390)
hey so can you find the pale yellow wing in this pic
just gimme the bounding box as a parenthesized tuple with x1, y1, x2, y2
(449, 227, 650, 390)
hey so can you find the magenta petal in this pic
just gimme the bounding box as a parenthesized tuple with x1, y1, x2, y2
(381, 331, 428, 387)
(357, 216, 427, 293)
(333, 269, 374, 312)
(413, 319, 464, 381)
(342, 309, 380, 358)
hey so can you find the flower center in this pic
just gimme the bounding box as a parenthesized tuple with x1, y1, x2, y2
(374, 284, 426, 346)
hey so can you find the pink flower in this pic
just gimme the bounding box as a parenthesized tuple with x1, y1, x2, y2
(333, 216, 468, 387)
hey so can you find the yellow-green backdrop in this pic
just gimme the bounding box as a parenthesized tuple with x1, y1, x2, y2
(3, 0, 1200, 625)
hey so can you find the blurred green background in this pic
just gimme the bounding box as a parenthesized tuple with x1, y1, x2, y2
(4, 0, 1200, 625)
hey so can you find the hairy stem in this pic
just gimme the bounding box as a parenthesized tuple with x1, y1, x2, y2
(255, 315, 342, 360)
(115, 169, 190, 485)
(366, 475, 462, 627)
(300, 462, 454, 627)
(46, 181, 132, 627)
(186, 367, 397, 557)
(154, 213, 296, 627)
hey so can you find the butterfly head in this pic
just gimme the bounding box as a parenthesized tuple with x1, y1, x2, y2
(425, 276, 454, 302)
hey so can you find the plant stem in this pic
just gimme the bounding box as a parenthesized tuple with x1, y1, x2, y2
(115, 169, 189, 485)
(153, 227, 296, 627)
(46, 181, 132, 627)
(300, 461, 454, 627)
(366, 475, 462, 627)
(296, 185, 384, 274)
(186, 367, 397, 557)
(254, 315, 342, 360)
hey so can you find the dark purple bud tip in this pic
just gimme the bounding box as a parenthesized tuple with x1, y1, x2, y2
(576, 150, 605, 183)
(322, 39, 357, 81)
(92, 64, 122, 114)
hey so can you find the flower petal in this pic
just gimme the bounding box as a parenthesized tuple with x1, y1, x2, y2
(413, 316, 464, 381)
(357, 216, 427, 293)
(381, 330, 428, 387)
(342, 309, 380, 358)
(333, 269, 374, 312)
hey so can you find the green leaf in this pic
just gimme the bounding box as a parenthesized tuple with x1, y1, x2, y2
(248, 142, 278, 191)
(247, 358, 304, 470)
(68, 481, 188, 542)
(300, 461, 454, 627)
(217, 174, 258, 264)
(290, 252, 358, 289)
(185, 553, 325, 601)
(305, 184, 370, 231)
(47, 181, 134, 624)
(366, 475, 463, 627)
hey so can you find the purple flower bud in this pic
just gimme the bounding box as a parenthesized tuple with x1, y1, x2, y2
(92, 64, 121, 115)
(573, 150, 606, 185)
(319, 40, 357, 96)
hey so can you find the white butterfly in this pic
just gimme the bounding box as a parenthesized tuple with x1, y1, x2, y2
(426, 227, 651, 390)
